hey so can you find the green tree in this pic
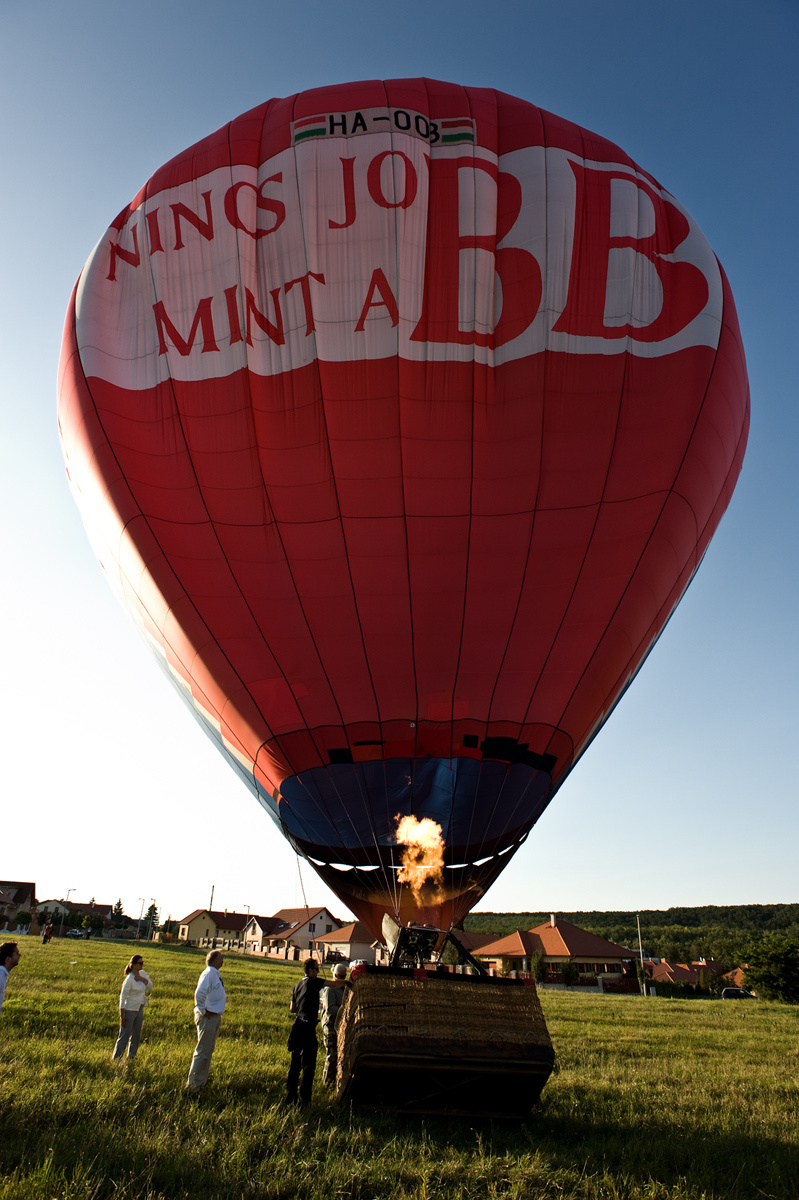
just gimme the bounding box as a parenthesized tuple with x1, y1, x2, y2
(464, 906, 799, 962)
(706, 968, 729, 996)
(703, 928, 741, 966)
(14, 911, 32, 928)
(560, 961, 579, 987)
(744, 937, 799, 1004)
(145, 904, 159, 937)
(112, 899, 125, 925)
(531, 951, 547, 985)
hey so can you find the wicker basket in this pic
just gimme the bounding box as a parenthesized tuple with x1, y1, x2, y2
(336, 969, 554, 1117)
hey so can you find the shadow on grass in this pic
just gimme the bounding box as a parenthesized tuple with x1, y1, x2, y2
(2, 1074, 797, 1200)
(329, 1094, 799, 1200)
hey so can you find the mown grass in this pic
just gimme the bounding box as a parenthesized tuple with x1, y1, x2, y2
(0, 939, 797, 1199)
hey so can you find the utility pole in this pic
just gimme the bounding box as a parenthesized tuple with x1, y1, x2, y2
(60, 888, 75, 937)
(137, 898, 146, 940)
(209, 884, 215, 912)
(637, 914, 647, 997)
(146, 898, 157, 940)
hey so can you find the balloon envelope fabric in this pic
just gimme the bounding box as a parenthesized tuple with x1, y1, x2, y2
(58, 79, 749, 936)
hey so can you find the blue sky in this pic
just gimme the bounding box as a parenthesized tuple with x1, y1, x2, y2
(1, 1, 796, 926)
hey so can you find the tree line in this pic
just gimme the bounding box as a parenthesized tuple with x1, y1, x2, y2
(464, 904, 799, 966)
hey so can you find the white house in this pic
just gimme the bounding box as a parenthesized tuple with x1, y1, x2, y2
(177, 909, 249, 944)
(242, 915, 290, 954)
(266, 907, 342, 954)
(314, 920, 377, 964)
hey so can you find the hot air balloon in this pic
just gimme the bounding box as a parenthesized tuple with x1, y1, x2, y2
(57, 79, 749, 938)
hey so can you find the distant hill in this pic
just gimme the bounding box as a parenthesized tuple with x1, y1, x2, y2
(464, 905, 799, 964)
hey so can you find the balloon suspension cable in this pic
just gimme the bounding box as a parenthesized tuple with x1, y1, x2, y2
(295, 852, 312, 929)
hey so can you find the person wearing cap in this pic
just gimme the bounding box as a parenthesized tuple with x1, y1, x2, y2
(320, 962, 349, 1086)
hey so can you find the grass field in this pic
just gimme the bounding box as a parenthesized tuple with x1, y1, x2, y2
(0, 939, 797, 1200)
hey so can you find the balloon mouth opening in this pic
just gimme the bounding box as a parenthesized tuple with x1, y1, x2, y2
(295, 835, 528, 926)
(304, 838, 522, 873)
(306, 850, 526, 939)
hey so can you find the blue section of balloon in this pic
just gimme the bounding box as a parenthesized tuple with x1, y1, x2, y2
(267, 758, 553, 864)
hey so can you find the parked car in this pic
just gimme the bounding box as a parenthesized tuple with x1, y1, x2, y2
(66, 929, 82, 939)
(721, 986, 755, 999)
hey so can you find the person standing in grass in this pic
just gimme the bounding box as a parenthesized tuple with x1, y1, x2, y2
(0, 942, 21, 1014)
(111, 953, 153, 1063)
(186, 950, 226, 1094)
(320, 963, 349, 1086)
(285, 958, 330, 1105)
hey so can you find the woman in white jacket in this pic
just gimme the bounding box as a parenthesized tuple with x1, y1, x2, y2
(111, 954, 153, 1063)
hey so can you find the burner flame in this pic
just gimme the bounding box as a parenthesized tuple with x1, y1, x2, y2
(395, 815, 446, 904)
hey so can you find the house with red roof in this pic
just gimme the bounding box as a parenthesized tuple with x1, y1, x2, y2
(35, 897, 114, 933)
(314, 920, 377, 964)
(646, 959, 729, 989)
(725, 965, 749, 988)
(262, 907, 342, 954)
(648, 961, 702, 986)
(449, 929, 498, 955)
(0, 882, 37, 930)
(178, 909, 251, 944)
(475, 915, 633, 983)
(179, 905, 343, 952)
(242, 915, 291, 954)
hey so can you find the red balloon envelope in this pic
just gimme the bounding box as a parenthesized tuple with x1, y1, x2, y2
(58, 79, 749, 936)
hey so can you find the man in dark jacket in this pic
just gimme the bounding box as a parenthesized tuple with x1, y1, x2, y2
(285, 959, 329, 1105)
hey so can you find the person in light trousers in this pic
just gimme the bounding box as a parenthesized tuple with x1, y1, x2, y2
(186, 950, 226, 1093)
(112, 954, 153, 1063)
(320, 963, 349, 1085)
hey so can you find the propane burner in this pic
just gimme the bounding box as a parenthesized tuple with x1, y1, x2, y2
(382, 913, 488, 973)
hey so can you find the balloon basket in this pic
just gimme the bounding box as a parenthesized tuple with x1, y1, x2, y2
(335, 967, 555, 1118)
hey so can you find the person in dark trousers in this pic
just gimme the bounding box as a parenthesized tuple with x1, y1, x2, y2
(285, 959, 330, 1106)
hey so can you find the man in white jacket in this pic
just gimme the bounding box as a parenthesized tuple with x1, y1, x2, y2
(186, 950, 227, 1093)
